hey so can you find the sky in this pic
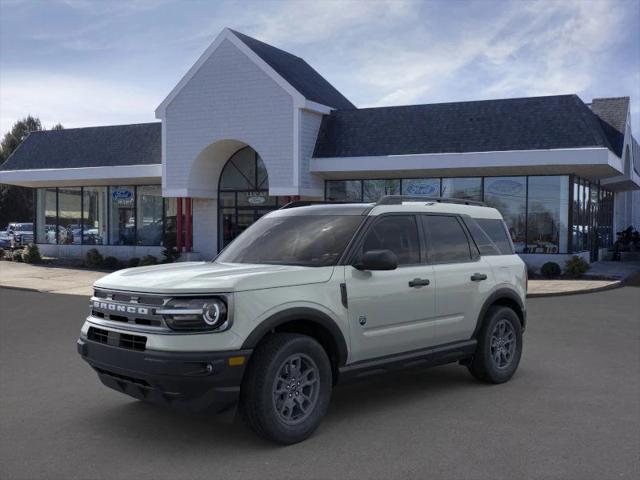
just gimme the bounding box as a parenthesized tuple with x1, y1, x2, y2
(1, 0, 639, 135)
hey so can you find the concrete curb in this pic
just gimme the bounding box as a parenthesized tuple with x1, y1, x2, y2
(527, 280, 623, 298)
(0, 285, 41, 293)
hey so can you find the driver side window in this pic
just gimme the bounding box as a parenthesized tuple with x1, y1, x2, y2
(360, 215, 420, 265)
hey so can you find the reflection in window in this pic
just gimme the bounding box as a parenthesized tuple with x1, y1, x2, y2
(362, 179, 400, 202)
(36, 188, 57, 244)
(57, 187, 82, 245)
(441, 178, 482, 200)
(82, 187, 107, 245)
(402, 178, 440, 197)
(109, 186, 136, 245)
(137, 185, 163, 246)
(326, 180, 362, 201)
(526, 176, 569, 254)
(484, 177, 526, 253)
(424, 215, 472, 263)
(362, 216, 420, 265)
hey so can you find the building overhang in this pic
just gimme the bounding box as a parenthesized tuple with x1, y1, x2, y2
(0, 164, 162, 188)
(310, 147, 626, 183)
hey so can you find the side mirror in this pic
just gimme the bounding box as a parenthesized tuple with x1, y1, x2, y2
(354, 249, 398, 271)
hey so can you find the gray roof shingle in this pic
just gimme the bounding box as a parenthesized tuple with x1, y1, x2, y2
(1, 122, 161, 171)
(230, 29, 355, 110)
(590, 97, 629, 157)
(313, 95, 617, 158)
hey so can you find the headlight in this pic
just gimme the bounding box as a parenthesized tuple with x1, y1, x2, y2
(157, 297, 230, 332)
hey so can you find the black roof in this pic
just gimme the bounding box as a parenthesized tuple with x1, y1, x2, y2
(590, 97, 629, 157)
(314, 94, 617, 158)
(1, 122, 161, 171)
(230, 29, 355, 111)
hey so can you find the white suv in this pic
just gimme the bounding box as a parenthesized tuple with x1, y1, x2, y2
(77, 196, 527, 444)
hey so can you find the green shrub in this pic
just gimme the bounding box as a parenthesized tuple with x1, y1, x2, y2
(541, 262, 561, 278)
(102, 256, 119, 270)
(22, 244, 42, 264)
(12, 250, 23, 262)
(139, 255, 158, 266)
(565, 256, 590, 278)
(127, 257, 140, 268)
(85, 248, 103, 268)
(0, 248, 5, 260)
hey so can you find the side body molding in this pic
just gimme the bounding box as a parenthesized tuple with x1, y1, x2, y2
(241, 307, 349, 367)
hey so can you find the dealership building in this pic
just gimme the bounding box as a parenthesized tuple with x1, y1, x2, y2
(1, 28, 638, 269)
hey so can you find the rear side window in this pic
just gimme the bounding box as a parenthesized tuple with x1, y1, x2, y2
(422, 215, 472, 263)
(465, 219, 501, 256)
(360, 215, 420, 265)
(475, 218, 514, 255)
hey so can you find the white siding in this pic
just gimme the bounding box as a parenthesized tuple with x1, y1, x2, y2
(192, 198, 218, 259)
(298, 109, 324, 196)
(163, 39, 294, 196)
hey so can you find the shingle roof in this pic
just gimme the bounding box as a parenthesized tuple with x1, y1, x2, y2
(313, 95, 617, 158)
(590, 97, 629, 157)
(230, 29, 355, 110)
(0, 122, 161, 171)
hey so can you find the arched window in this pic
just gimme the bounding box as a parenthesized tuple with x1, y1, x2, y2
(218, 146, 279, 249)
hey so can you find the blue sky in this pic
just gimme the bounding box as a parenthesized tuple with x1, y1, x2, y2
(1, 0, 639, 134)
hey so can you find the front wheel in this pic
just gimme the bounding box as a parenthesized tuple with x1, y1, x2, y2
(240, 333, 332, 444)
(468, 306, 523, 383)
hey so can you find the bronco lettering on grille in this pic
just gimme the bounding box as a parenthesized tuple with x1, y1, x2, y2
(93, 301, 149, 315)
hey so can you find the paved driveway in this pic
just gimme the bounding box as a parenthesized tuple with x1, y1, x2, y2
(1, 286, 638, 480)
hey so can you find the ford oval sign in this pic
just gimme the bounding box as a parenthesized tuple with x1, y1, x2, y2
(405, 182, 439, 196)
(247, 195, 266, 205)
(112, 189, 133, 200)
(488, 179, 523, 195)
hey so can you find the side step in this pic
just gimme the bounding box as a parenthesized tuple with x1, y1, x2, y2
(338, 339, 477, 383)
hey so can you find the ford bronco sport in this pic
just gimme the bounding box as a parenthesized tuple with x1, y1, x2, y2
(78, 196, 527, 444)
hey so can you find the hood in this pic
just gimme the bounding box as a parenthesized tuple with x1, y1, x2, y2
(94, 261, 335, 294)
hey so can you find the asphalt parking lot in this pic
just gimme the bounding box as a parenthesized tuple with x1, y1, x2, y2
(1, 285, 639, 480)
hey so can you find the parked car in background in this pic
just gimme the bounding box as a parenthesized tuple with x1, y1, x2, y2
(4, 223, 34, 249)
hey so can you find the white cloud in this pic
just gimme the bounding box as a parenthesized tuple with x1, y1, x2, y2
(0, 72, 158, 132)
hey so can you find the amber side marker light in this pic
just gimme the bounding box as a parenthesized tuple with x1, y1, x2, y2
(228, 356, 246, 366)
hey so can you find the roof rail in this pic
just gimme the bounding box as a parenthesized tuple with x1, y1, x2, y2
(376, 195, 486, 207)
(279, 200, 358, 210)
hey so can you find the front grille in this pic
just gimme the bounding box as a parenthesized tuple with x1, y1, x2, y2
(90, 289, 168, 330)
(87, 326, 147, 351)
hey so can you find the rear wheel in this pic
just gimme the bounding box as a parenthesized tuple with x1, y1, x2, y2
(240, 333, 332, 444)
(468, 306, 522, 383)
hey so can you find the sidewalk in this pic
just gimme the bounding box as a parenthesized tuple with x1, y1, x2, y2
(0, 261, 105, 296)
(0, 260, 638, 298)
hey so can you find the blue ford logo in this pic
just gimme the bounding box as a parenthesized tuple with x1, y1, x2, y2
(405, 183, 438, 196)
(112, 189, 133, 200)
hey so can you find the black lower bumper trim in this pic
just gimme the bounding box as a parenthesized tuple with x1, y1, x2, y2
(78, 338, 252, 413)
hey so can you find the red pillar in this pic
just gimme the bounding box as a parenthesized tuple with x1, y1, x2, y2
(176, 197, 183, 253)
(185, 197, 192, 252)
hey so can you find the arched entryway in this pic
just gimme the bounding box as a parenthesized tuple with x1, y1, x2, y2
(218, 146, 281, 248)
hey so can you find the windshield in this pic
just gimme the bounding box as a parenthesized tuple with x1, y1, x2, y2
(216, 215, 364, 267)
(12, 224, 32, 231)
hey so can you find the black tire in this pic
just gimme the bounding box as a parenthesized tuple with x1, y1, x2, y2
(240, 333, 332, 444)
(468, 306, 522, 384)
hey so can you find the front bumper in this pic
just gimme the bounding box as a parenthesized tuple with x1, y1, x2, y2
(77, 337, 252, 413)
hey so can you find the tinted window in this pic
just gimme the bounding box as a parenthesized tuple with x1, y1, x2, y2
(423, 215, 472, 263)
(216, 215, 363, 267)
(360, 216, 420, 265)
(475, 218, 514, 254)
(465, 219, 501, 256)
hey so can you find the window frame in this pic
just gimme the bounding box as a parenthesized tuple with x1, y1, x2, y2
(344, 213, 424, 268)
(421, 213, 480, 265)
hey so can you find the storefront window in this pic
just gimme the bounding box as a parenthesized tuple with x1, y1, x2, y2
(526, 176, 569, 254)
(402, 178, 440, 197)
(484, 177, 526, 253)
(136, 185, 163, 246)
(441, 177, 482, 201)
(362, 179, 400, 202)
(82, 187, 107, 245)
(163, 197, 177, 248)
(36, 188, 57, 244)
(56, 188, 82, 245)
(109, 186, 136, 245)
(326, 180, 362, 202)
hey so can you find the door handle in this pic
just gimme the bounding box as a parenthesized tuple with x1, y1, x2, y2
(470, 273, 488, 282)
(409, 278, 430, 287)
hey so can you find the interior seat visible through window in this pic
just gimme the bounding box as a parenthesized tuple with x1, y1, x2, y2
(361, 216, 420, 265)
